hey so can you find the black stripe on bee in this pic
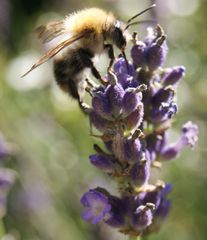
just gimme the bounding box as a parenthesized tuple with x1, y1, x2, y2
(54, 48, 95, 99)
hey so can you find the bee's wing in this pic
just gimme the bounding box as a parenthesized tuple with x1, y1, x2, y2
(21, 29, 93, 77)
(35, 20, 65, 43)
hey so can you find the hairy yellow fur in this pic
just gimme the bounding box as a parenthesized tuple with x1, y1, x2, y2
(64, 8, 115, 34)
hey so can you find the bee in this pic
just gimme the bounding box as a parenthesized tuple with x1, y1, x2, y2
(22, 5, 155, 111)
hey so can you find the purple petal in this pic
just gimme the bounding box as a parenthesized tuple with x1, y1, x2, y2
(161, 121, 199, 160)
(181, 121, 199, 147)
(130, 155, 150, 187)
(145, 40, 168, 71)
(151, 102, 177, 123)
(154, 199, 171, 219)
(113, 57, 135, 77)
(162, 66, 185, 87)
(131, 42, 146, 69)
(106, 84, 125, 118)
(123, 138, 142, 162)
(80, 189, 111, 224)
(124, 105, 144, 131)
(89, 111, 113, 133)
(142, 188, 161, 209)
(132, 205, 153, 230)
(90, 154, 114, 173)
(92, 93, 113, 120)
(151, 88, 175, 107)
(122, 91, 141, 117)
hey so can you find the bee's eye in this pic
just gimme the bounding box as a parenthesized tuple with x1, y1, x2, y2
(112, 27, 126, 49)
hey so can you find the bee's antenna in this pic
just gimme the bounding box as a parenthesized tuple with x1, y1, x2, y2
(125, 4, 156, 30)
(124, 19, 156, 31)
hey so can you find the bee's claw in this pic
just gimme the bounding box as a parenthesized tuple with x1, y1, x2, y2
(85, 88, 93, 97)
(78, 100, 91, 114)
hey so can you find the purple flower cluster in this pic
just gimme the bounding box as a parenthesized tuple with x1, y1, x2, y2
(80, 26, 198, 237)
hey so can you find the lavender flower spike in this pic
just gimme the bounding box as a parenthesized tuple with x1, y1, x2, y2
(80, 25, 199, 238)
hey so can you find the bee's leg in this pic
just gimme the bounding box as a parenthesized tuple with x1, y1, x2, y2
(85, 86, 93, 97)
(104, 44, 115, 72)
(78, 99, 91, 114)
(78, 49, 107, 85)
(85, 78, 99, 98)
(65, 79, 90, 114)
(90, 65, 107, 85)
(85, 78, 98, 88)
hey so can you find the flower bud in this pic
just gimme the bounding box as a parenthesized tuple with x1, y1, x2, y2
(150, 102, 177, 123)
(145, 36, 168, 71)
(122, 90, 141, 117)
(162, 66, 185, 87)
(92, 93, 113, 121)
(152, 87, 174, 107)
(130, 154, 150, 187)
(114, 57, 135, 77)
(90, 154, 114, 173)
(131, 41, 146, 69)
(154, 183, 172, 219)
(132, 204, 153, 230)
(123, 138, 142, 162)
(106, 84, 125, 118)
(124, 105, 144, 131)
(154, 199, 171, 219)
(89, 111, 113, 133)
(142, 188, 162, 209)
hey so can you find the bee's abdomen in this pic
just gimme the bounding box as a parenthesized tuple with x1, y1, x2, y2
(53, 48, 94, 100)
(53, 59, 82, 99)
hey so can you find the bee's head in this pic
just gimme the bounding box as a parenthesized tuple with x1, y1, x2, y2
(108, 4, 156, 50)
(108, 20, 127, 50)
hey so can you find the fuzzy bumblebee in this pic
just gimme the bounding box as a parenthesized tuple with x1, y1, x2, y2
(22, 6, 155, 109)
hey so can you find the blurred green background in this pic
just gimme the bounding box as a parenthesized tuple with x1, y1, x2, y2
(0, 0, 206, 239)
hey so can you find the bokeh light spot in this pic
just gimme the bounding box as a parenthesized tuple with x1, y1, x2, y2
(167, 0, 200, 16)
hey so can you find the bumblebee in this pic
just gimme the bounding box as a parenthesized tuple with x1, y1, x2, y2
(22, 6, 155, 110)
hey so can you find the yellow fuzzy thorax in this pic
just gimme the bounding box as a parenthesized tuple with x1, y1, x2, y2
(64, 8, 115, 34)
